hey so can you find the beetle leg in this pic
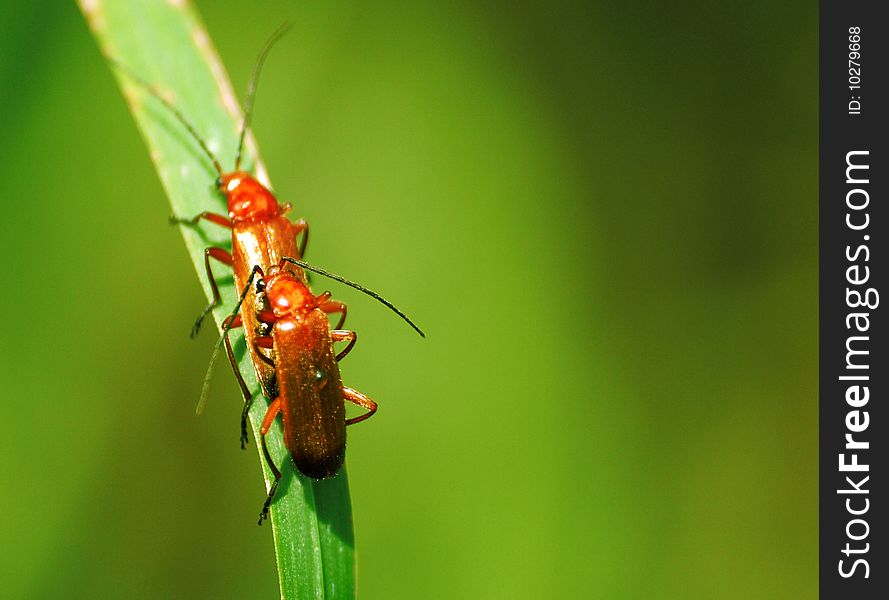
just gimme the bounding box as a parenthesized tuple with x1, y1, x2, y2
(169, 211, 232, 229)
(191, 247, 234, 338)
(343, 386, 377, 425)
(256, 310, 276, 324)
(258, 397, 283, 525)
(290, 218, 309, 258)
(320, 300, 347, 330)
(290, 218, 311, 283)
(330, 330, 356, 361)
(219, 315, 255, 449)
(252, 337, 275, 367)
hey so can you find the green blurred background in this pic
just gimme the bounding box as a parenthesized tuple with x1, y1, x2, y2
(1, 1, 816, 598)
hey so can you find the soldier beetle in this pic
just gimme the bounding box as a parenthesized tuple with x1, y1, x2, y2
(219, 257, 423, 523)
(113, 25, 332, 445)
(111, 25, 424, 523)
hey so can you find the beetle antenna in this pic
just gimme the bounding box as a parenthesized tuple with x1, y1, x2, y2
(282, 257, 426, 338)
(196, 265, 265, 414)
(107, 57, 224, 177)
(234, 22, 292, 171)
(196, 331, 225, 415)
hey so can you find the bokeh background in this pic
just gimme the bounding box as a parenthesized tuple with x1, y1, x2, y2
(1, 1, 816, 598)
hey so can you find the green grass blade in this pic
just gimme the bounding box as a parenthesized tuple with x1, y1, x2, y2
(77, 1, 355, 598)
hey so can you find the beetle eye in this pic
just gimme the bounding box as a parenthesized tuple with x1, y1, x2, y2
(256, 279, 266, 292)
(214, 176, 223, 189)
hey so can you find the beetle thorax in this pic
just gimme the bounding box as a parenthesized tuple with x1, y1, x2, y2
(219, 171, 281, 222)
(265, 272, 315, 318)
